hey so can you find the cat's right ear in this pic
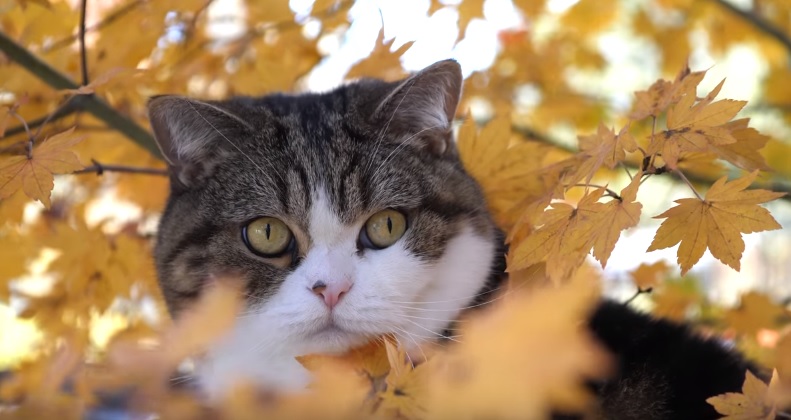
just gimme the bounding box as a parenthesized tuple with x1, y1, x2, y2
(148, 96, 251, 188)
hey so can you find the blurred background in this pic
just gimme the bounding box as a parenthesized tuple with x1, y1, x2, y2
(1, 0, 790, 376)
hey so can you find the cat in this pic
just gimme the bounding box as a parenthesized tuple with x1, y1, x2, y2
(148, 59, 760, 419)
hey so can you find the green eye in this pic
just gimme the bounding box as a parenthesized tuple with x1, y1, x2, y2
(362, 209, 407, 249)
(243, 217, 293, 257)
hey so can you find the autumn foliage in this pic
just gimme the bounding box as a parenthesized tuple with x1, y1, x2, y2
(1, 0, 791, 418)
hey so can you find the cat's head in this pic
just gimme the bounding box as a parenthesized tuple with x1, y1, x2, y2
(148, 60, 503, 359)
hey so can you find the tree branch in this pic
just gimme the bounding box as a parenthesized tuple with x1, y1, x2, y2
(75, 160, 167, 176)
(0, 30, 161, 158)
(709, 0, 791, 55)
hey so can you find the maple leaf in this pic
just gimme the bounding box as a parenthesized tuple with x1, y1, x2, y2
(426, 276, 610, 418)
(647, 171, 784, 274)
(346, 28, 413, 81)
(584, 174, 643, 267)
(630, 65, 706, 120)
(0, 127, 84, 208)
(709, 119, 771, 172)
(568, 123, 638, 186)
(652, 79, 746, 168)
(629, 260, 670, 291)
(456, 0, 485, 39)
(724, 292, 787, 336)
(707, 371, 775, 420)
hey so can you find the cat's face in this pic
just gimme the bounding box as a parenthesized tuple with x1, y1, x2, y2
(148, 60, 503, 389)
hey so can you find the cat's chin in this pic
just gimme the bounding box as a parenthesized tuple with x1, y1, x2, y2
(299, 323, 372, 354)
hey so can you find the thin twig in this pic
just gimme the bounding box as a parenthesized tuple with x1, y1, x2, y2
(79, 0, 90, 87)
(9, 111, 33, 158)
(624, 287, 653, 305)
(44, 0, 145, 52)
(675, 169, 704, 200)
(572, 183, 621, 200)
(4, 102, 80, 138)
(74, 159, 168, 176)
(709, 0, 791, 55)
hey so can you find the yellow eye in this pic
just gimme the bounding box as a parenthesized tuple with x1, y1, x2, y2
(362, 209, 407, 249)
(243, 217, 293, 257)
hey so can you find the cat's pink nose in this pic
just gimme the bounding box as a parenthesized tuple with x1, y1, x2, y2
(311, 280, 352, 309)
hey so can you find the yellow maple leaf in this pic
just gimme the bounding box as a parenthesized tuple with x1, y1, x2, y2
(724, 292, 787, 336)
(346, 28, 413, 81)
(709, 119, 771, 172)
(568, 123, 638, 186)
(647, 171, 784, 274)
(654, 79, 746, 168)
(629, 260, 671, 291)
(585, 174, 643, 267)
(0, 127, 84, 208)
(426, 276, 610, 418)
(629, 65, 706, 120)
(707, 370, 775, 420)
(456, 0, 485, 39)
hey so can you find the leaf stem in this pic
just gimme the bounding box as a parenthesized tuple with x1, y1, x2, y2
(675, 169, 704, 200)
(9, 111, 33, 158)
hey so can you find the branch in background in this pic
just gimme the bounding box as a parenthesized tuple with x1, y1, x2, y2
(44, 0, 145, 52)
(79, 0, 90, 86)
(4, 101, 80, 138)
(75, 160, 168, 176)
(0, 31, 160, 158)
(709, 0, 791, 55)
(512, 123, 791, 203)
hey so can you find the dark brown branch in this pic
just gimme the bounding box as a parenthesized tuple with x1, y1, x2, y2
(624, 287, 653, 305)
(44, 0, 145, 52)
(709, 0, 791, 55)
(0, 30, 160, 158)
(75, 160, 168, 176)
(79, 0, 89, 86)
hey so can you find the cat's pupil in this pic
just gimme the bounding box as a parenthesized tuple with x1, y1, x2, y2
(265, 223, 271, 240)
(386, 217, 392, 234)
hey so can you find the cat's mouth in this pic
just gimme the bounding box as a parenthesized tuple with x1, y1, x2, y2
(305, 318, 371, 351)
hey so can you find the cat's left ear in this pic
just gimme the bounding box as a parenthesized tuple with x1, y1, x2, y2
(373, 59, 462, 156)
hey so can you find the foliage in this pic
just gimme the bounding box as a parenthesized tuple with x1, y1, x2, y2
(1, 0, 791, 418)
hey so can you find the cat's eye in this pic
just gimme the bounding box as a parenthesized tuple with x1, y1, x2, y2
(243, 217, 293, 257)
(360, 209, 407, 249)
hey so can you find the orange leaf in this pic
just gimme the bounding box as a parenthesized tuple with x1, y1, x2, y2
(346, 28, 413, 81)
(706, 370, 775, 419)
(0, 127, 84, 208)
(629, 260, 670, 291)
(647, 171, 784, 274)
(724, 292, 787, 336)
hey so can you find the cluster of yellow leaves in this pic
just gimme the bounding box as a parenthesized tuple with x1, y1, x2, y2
(458, 65, 784, 285)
